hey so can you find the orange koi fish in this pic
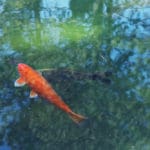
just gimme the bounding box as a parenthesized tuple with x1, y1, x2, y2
(15, 63, 87, 124)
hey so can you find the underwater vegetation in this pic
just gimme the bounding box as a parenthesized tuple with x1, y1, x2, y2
(0, 0, 150, 150)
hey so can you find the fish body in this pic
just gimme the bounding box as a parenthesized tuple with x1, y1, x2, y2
(15, 63, 87, 124)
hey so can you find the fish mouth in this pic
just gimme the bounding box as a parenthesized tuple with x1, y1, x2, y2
(18, 63, 26, 71)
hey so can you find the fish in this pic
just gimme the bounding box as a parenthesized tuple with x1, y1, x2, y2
(14, 63, 87, 124)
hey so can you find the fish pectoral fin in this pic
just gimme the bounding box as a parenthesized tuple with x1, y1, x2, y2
(30, 90, 38, 98)
(14, 77, 26, 87)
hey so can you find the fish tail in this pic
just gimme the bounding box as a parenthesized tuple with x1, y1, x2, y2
(68, 111, 87, 124)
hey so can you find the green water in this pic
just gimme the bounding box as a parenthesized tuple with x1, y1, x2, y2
(0, 0, 150, 150)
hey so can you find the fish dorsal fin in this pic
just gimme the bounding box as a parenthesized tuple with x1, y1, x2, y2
(14, 77, 26, 87)
(36, 69, 43, 75)
(30, 90, 38, 98)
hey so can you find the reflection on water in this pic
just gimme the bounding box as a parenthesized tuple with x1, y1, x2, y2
(0, 0, 150, 149)
(113, 7, 150, 39)
(40, 0, 71, 21)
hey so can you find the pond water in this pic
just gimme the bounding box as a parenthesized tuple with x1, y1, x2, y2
(0, 0, 150, 150)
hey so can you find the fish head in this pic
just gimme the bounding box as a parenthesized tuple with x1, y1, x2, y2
(17, 63, 29, 76)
